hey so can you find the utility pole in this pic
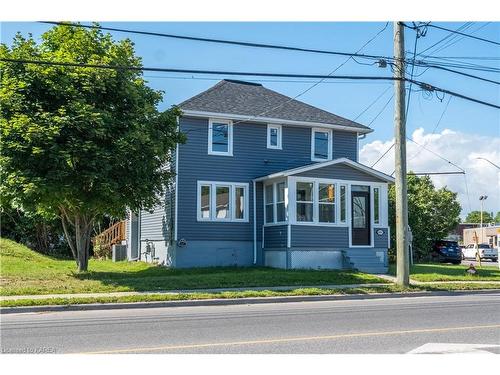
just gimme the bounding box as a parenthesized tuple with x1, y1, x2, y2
(393, 22, 409, 286)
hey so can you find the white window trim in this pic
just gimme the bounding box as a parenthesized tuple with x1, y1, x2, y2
(267, 124, 282, 150)
(311, 127, 332, 162)
(288, 176, 388, 230)
(263, 180, 288, 225)
(318, 182, 336, 224)
(197, 181, 249, 222)
(208, 118, 233, 156)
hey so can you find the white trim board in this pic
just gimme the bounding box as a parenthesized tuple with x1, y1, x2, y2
(182, 110, 373, 134)
(253, 157, 395, 183)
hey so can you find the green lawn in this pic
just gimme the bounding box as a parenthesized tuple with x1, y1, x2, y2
(0, 238, 386, 296)
(389, 262, 500, 282)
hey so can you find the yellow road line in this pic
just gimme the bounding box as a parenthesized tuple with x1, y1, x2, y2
(80, 324, 500, 354)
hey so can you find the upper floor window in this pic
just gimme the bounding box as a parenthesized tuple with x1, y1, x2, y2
(311, 128, 332, 161)
(267, 124, 282, 149)
(208, 119, 233, 156)
(197, 181, 248, 222)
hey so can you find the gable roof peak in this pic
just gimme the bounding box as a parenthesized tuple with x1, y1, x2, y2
(179, 80, 371, 133)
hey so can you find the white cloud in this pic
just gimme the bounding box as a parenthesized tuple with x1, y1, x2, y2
(360, 128, 500, 218)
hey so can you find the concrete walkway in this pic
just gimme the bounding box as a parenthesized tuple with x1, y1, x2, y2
(2, 277, 500, 301)
(375, 273, 500, 285)
(1, 282, 394, 301)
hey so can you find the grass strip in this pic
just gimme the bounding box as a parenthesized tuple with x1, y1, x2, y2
(2, 283, 499, 308)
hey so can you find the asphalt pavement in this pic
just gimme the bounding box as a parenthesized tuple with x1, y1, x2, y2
(1, 291, 499, 354)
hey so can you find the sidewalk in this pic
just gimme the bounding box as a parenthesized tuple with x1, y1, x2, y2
(376, 273, 500, 285)
(1, 282, 393, 301)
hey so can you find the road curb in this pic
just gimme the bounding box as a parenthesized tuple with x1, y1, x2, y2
(1, 289, 498, 315)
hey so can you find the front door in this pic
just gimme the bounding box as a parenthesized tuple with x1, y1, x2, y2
(351, 188, 371, 246)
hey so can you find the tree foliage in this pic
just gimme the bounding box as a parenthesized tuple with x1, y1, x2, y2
(388, 174, 461, 261)
(465, 211, 495, 224)
(1, 24, 184, 271)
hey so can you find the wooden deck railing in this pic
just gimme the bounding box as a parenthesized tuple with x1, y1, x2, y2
(93, 220, 126, 251)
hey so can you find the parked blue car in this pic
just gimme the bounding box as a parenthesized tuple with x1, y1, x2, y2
(430, 240, 462, 264)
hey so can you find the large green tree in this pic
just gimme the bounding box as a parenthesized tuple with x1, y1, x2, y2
(1, 24, 184, 271)
(465, 211, 495, 223)
(388, 174, 461, 260)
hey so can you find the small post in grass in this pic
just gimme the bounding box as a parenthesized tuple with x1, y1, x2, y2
(473, 231, 482, 268)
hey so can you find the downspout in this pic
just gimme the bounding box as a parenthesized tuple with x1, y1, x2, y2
(253, 180, 257, 264)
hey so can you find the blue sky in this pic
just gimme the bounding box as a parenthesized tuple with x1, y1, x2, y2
(1, 22, 499, 215)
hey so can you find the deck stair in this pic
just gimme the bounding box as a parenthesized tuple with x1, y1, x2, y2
(93, 221, 126, 252)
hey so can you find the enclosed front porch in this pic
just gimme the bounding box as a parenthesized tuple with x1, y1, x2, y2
(254, 158, 394, 272)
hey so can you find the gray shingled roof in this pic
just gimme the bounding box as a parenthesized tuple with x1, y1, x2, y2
(178, 79, 371, 131)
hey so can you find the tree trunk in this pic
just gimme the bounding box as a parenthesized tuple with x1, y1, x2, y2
(60, 207, 94, 272)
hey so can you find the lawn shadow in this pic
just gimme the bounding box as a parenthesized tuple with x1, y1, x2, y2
(71, 265, 383, 292)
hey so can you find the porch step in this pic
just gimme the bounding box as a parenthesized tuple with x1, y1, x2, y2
(343, 250, 387, 274)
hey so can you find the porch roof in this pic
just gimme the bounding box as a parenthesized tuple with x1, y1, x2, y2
(253, 157, 395, 183)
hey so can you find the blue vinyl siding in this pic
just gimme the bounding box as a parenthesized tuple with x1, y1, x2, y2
(294, 163, 386, 182)
(333, 131, 358, 161)
(140, 203, 167, 242)
(291, 225, 349, 248)
(264, 225, 288, 248)
(177, 116, 360, 242)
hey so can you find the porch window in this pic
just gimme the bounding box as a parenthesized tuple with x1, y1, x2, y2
(197, 181, 248, 222)
(340, 184, 347, 223)
(208, 119, 233, 156)
(296, 182, 313, 222)
(265, 184, 274, 223)
(276, 182, 286, 222)
(311, 128, 332, 161)
(373, 187, 380, 224)
(318, 183, 335, 223)
(264, 181, 287, 224)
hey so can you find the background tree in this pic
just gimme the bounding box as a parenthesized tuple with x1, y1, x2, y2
(465, 211, 494, 223)
(388, 174, 461, 261)
(1, 24, 184, 271)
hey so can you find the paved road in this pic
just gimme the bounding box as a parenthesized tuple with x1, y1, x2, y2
(1, 292, 499, 354)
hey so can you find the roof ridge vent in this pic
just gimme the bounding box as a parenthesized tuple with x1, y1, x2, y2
(223, 79, 262, 86)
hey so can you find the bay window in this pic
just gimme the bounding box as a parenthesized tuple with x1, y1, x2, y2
(197, 181, 248, 222)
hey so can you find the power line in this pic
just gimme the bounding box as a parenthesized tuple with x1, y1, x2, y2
(415, 63, 500, 85)
(2, 57, 499, 109)
(39, 21, 499, 75)
(368, 94, 394, 126)
(416, 22, 472, 57)
(418, 23, 500, 47)
(353, 85, 392, 121)
(408, 96, 453, 162)
(40, 21, 393, 63)
(431, 22, 492, 55)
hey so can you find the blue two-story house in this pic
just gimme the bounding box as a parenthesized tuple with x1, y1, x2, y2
(125, 79, 394, 273)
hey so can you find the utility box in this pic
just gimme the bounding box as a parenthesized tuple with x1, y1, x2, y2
(112, 244, 127, 262)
